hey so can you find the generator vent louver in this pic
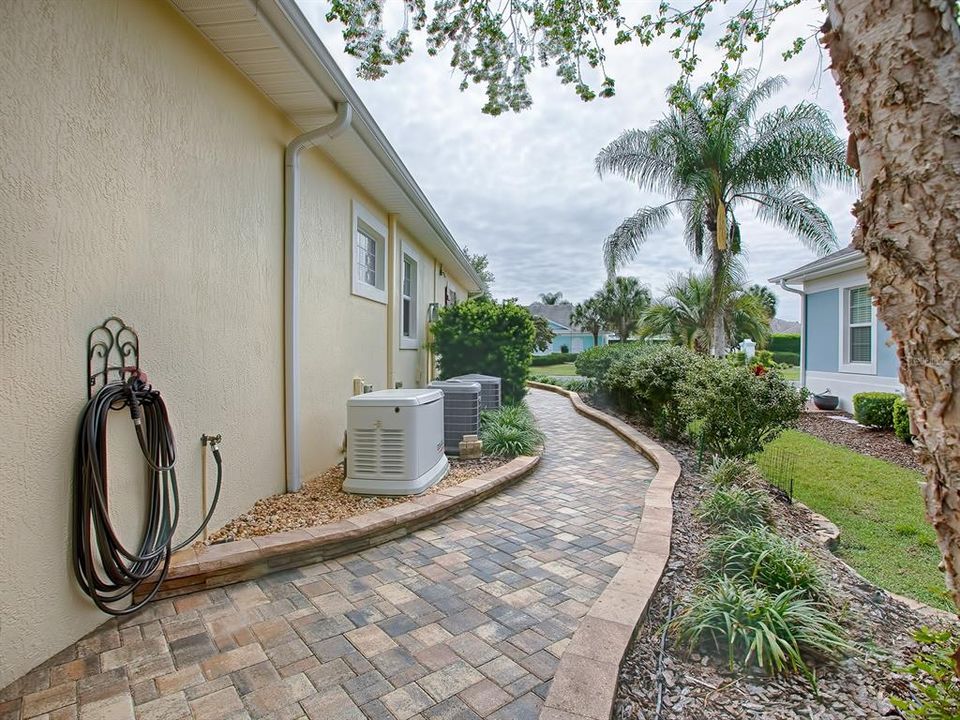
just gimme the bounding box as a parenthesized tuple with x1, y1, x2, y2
(448, 374, 501, 410)
(429, 381, 481, 455)
(350, 427, 406, 476)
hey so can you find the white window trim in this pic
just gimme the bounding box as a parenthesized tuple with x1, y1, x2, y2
(351, 200, 388, 304)
(399, 241, 422, 350)
(838, 283, 877, 375)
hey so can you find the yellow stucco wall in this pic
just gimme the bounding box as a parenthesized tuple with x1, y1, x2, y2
(0, 0, 452, 688)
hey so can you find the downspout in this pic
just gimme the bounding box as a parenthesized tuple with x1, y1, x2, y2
(284, 102, 352, 493)
(777, 280, 807, 391)
(386, 214, 399, 389)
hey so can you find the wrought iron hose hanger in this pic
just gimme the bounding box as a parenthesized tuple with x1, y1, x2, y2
(73, 318, 223, 615)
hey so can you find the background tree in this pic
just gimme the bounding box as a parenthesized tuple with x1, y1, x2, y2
(598, 276, 651, 342)
(461, 246, 495, 291)
(537, 291, 566, 305)
(747, 284, 778, 319)
(641, 270, 770, 352)
(571, 296, 606, 346)
(530, 315, 555, 353)
(328, 0, 960, 613)
(595, 72, 849, 355)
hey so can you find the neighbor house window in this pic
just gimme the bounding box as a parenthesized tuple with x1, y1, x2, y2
(351, 201, 387, 303)
(840, 285, 875, 373)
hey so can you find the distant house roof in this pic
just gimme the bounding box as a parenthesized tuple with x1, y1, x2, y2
(768, 245, 864, 284)
(527, 302, 576, 331)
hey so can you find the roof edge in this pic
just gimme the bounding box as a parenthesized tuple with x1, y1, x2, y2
(768, 249, 865, 285)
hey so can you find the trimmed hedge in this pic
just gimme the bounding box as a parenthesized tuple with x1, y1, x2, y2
(531, 351, 580, 366)
(770, 334, 800, 354)
(893, 397, 912, 443)
(852, 392, 899, 429)
(771, 351, 800, 366)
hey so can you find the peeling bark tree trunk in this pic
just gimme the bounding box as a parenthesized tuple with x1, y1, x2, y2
(709, 233, 727, 356)
(822, 0, 960, 612)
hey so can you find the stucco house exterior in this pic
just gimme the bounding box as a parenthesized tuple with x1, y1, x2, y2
(769, 246, 902, 411)
(526, 302, 608, 354)
(0, 0, 483, 687)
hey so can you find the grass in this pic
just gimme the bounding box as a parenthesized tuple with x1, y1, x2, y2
(535, 362, 578, 376)
(776, 365, 800, 381)
(757, 430, 951, 610)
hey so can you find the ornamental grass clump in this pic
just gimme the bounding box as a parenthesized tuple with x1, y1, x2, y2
(480, 403, 544, 457)
(672, 578, 850, 679)
(705, 457, 760, 488)
(705, 528, 825, 599)
(696, 486, 772, 530)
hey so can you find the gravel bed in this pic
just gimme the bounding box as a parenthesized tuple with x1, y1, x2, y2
(205, 457, 507, 544)
(797, 412, 920, 471)
(576, 394, 955, 720)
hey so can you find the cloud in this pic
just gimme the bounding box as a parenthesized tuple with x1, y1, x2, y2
(297, 1, 858, 321)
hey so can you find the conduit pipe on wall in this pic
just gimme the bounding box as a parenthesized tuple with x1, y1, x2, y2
(285, 102, 352, 493)
(777, 279, 807, 391)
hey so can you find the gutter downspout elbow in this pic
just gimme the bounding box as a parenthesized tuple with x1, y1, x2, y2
(284, 102, 352, 493)
(777, 279, 807, 393)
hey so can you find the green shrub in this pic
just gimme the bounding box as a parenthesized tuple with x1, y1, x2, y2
(890, 627, 960, 720)
(531, 352, 580, 367)
(527, 373, 558, 385)
(603, 345, 707, 437)
(696, 487, 772, 530)
(672, 578, 849, 678)
(770, 333, 801, 354)
(727, 349, 777, 369)
(562, 378, 595, 394)
(574, 343, 643, 382)
(480, 403, 544, 456)
(431, 297, 535, 404)
(852, 391, 899, 429)
(704, 528, 825, 598)
(893, 397, 912, 443)
(705, 458, 759, 488)
(771, 351, 800, 366)
(679, 362, 806, 458)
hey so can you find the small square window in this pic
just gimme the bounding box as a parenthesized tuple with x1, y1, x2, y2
(351, 201, 387, 304)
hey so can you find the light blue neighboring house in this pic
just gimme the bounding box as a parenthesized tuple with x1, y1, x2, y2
(769, 245, 902, 411)
(526, 302, 609, 355)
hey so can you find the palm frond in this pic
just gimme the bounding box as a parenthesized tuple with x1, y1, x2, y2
(603, 203, 674, 274)
(740, 190, 839, 255)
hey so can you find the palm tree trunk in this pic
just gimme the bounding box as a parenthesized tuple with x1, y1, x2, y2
(823, 0, 960, 611)
(709, 236, 726, 356)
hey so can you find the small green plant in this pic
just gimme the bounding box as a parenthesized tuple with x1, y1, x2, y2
(852, 391, 899, 429)
(696, 487, 772, 530)
(705, 457, 758, 488)
(893, 397, 913, 443)
(704, 528, 825, 598)
(890, 627, 960, 720)
(480, 403, 544, 456)
(672, 578, 850, 679)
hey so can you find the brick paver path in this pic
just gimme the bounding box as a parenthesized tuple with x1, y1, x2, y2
(1, 390, 655, 720)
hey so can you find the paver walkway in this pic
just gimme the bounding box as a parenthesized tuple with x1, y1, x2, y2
(1, 390, 655, 720)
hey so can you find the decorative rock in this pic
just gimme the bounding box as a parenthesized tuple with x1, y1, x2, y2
(458, 435, 483, 459)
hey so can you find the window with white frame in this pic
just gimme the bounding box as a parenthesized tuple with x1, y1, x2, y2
(351, 202, 387, 303)
(842, 285, 874, 371)
(401, 252, 418, 347)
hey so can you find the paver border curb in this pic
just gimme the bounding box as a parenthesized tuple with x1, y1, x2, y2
(135, 454, 540, 601)
(528, 382, 681, 720)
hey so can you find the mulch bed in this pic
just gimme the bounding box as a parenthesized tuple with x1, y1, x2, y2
(577, 394, 955, 720)
(205, 456, 507, 544)
(797, 412, 920, 471)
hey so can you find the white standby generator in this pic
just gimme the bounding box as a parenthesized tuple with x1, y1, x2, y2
(343, 388, 449, 496)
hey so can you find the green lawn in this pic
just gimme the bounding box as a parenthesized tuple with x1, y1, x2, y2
(776, 365, 800, 381)
(535, 363, 578, 376)
(757, 430, 950, 610)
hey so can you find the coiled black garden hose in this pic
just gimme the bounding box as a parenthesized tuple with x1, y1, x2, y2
(72, 374, 222, 615)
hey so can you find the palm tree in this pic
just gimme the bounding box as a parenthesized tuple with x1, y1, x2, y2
(598, 276, 651, 342)
(538, 291, 565, 305)
(595, 70, 850, 355)
(640, 269, 770, 352)
(570, 296, 606, 346)
(747, 284, 778, 319)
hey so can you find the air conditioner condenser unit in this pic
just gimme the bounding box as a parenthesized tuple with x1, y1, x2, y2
(343, 388, 448, 496)
(428, 380, 481, 455)
(449, 373, 501, 410)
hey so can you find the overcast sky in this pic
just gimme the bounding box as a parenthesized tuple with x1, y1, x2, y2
(297, 1, 858, 322)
